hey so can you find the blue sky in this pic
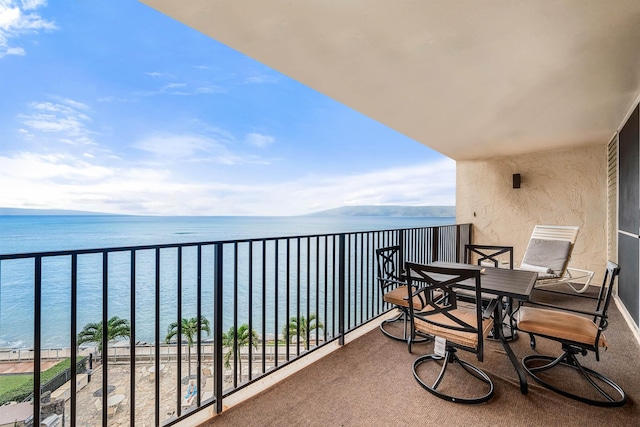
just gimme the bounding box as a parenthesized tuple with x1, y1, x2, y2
(0, 0, 455, 216)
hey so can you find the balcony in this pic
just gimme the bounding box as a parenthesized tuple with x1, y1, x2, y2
(199, 289, 640, 426)
(0, 223, 470, 426)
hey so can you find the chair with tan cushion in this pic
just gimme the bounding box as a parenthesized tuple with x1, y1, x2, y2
(406, 262, 497, 404)
(376, 246, 428, 343)
(515, 261, 625, 406)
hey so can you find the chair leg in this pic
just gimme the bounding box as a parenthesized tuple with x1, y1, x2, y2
(522, 351, 626, 407)
(529, 333, 536, 349)
(380, 308, 430, 343)
(412, 349, 494, 404)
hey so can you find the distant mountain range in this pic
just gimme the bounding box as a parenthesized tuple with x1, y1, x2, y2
(306, 205, 455, 217)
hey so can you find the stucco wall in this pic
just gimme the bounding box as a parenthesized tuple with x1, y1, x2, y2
(456, 144, 608, 281)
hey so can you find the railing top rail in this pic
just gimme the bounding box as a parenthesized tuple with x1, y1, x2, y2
(0, 223, 468, 260)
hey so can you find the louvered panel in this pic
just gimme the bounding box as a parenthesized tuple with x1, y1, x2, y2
(608, 135, 618, 262)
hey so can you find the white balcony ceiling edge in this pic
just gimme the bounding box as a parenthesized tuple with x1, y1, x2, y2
(140, 0, 640, 161)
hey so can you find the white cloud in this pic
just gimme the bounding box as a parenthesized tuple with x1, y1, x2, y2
(21, 0, 46, 10)
(133, 132, 272, 165)
(137, 82, 226, 97)
(0, 0, 56, 58)
(0, 151, 455, 216)
(245, 133, 274, 148)
(3, 45, 23, 56)
(245, 74, 280, 84)
(164, 83, 186, 89)
(134, 133, 222, 160)
(18, 99, 96, 145)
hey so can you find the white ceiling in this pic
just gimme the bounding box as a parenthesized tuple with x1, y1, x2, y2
(140, 0, 640, 160)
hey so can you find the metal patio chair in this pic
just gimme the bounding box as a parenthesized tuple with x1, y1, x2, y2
(407, 262, 497, 404)
(376, 245, 428, 343)
(515, 261, 625, 406)
(464, 244, 518, 340)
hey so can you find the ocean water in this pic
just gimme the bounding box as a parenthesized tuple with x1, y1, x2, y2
(0, 215, 454, 349)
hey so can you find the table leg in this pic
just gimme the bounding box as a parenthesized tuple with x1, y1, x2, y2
(494, 298, 528, 394)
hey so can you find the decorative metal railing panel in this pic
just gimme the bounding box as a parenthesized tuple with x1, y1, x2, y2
(0, 223, 470, 426)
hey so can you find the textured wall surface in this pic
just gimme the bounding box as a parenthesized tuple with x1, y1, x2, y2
(456, 144, 608, 281)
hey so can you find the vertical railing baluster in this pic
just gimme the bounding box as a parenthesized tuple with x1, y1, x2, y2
(455, 225, 461, 262)
(154, 248, 160, 427)
(233, 243, 238, 387)
(248, 242, 254, 380)
(375, 232, 381, 314)
(130, 250, 136, 426)
(214, 242, 224, 414)
(432, 227, 439, 262)
(338, 234, 346, 346)
(274, 239, 279, 367)
(359, 233, 364, 325)
(176, 247, 183, 416)
(332, 235, 337, 338)
(262, 240, 266, 373)
(346, 235, 351, 331)
(286, 239, 290, 361)
(196, 246, 202, 407)
(306, 237, 311, 351)
(101, 251, 109, 427)
(296, 239, 301, 356)
(34, 256, 42, 427)
(323, 236, 328, 343)
(70, 254, 77, 427)
(315, 236, 320, 347)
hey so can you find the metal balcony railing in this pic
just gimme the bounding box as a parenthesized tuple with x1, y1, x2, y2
(0, 223, 471, 426)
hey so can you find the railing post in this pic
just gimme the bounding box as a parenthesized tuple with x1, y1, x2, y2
(102, 251, 109, 427)
(398, 230, 405, 268)
(455, 224, 462, 263)
(34, 256, 42, 427)
(153, 249, 160, 427)
(432, 227, 439, 262)
(214, 242, 224, 413)
(71, 254, 78, 427)
(338, 234, 346, 346)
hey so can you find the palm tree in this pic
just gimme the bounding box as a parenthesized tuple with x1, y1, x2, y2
(165, 316, 211, 376)
(282, 314, 324, 350)
(222, 324, 259, 380)
(77, 316, 131, 356)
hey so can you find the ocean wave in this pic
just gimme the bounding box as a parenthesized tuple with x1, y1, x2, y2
(0, 338, 27, 349)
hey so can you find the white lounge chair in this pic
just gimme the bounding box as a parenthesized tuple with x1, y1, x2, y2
(519, 225, 594, 293)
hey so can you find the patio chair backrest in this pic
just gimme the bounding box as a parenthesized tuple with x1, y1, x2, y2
(405, 262, 489, 361)
(376, 245, 404, 292)
(530, 225, 579, 243)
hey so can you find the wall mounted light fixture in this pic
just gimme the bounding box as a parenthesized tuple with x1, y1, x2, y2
(513, 173, 521, 189)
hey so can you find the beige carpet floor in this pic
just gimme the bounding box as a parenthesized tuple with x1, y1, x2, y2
(199, 285, 640, 426)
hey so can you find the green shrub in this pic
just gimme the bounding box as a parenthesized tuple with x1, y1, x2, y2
(0, 357, 86, 405)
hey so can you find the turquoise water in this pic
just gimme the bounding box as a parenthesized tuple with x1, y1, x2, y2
(0, 215, 454, 349)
